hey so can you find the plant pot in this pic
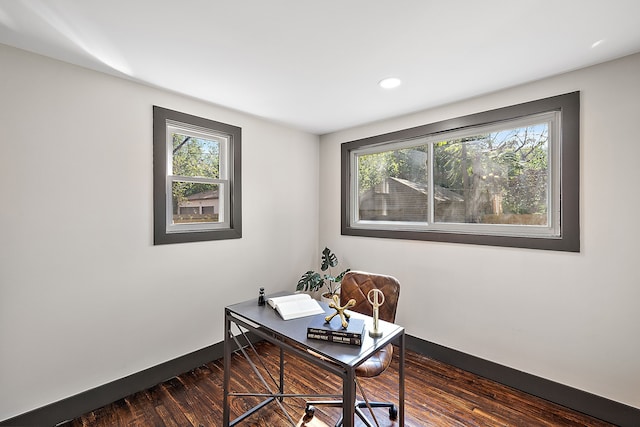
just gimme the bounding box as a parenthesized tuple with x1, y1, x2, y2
(320, 291, 339, 305)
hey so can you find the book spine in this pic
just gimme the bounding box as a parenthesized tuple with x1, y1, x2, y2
(307, 328, 362, 340)
(307, 332, 362, 346)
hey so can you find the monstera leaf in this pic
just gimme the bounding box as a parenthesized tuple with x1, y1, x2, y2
(296, 247, 350, 295)
(320, 247, 338, 271)
(296, 271, 323, 292)
(334, 269, 350, 283)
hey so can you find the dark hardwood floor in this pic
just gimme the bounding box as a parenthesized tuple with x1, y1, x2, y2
(65, 341, 614, 426)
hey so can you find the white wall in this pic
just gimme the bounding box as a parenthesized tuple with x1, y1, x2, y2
(320, 53, 640, 409)
(0, 44, 320, 420)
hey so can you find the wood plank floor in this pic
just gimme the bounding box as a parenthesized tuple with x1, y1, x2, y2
(64, 341, 614, 427)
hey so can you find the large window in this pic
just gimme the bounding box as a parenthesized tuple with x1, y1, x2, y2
(154, 106, 241, 244)
(341, 92, 579, 251)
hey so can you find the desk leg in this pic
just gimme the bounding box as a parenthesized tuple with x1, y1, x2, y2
(279, 345, 285, 402)
(223, 309, 231, 427)
(399, 331, 405, 427)
(343, 368, 356, 427)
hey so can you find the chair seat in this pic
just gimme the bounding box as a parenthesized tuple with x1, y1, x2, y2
(355, 343, 393, 378)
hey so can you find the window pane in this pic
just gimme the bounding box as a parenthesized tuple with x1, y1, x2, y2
(172, 182, 222, 224)
(172, 133, 220, 179)
(357, 144, 429, 222)
(433, 124, 549, 225)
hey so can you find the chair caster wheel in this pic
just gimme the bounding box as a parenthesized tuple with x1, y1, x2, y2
(305, 405, 316, 418)
(389, 405, 398, 420)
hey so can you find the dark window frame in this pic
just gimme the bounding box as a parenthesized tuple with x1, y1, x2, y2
(341, 92, 580, 252)
(153, 106, 242, 245)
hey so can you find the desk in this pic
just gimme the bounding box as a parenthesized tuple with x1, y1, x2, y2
(223, 295, 405, 427)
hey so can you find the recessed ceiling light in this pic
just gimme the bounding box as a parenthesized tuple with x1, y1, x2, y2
(591, 39, 604, 48)
(379, 77, 402, 89)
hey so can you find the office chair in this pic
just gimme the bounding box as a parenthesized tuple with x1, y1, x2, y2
(305, 270, 401, 427)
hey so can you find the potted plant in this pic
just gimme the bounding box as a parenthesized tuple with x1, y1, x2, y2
(296, 247, 350, 302)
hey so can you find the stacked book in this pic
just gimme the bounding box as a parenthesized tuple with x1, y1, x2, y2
(307, 314, 365, 346)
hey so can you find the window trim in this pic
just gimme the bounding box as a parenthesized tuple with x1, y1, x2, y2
(153, 106, 242, 245)
(341, 92, 580, 252)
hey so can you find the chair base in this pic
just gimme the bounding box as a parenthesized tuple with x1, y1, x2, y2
(305, 400, 397, 427)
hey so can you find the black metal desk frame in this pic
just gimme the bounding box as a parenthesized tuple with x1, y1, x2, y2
(223, 296, 405, 427)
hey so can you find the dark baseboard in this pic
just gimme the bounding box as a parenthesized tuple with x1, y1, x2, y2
(0, 342, 225, 427)
(3, 335, 638, 426)
(406, 335, 640, 427)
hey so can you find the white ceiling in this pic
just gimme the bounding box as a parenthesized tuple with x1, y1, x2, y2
(1, 1, 640, 135)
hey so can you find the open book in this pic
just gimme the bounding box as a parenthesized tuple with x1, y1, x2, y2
(267, 293, 325, 320)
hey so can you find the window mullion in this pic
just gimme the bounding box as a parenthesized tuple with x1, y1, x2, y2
(170, 175, 223, 185)
(428, 142, 434, 226)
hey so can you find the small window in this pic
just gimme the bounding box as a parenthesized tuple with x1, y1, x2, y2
(341, 92, 579, 251)
(154, 106, 241, 244)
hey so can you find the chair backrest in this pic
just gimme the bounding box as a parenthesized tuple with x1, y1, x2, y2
(340, 271, 400, 323)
